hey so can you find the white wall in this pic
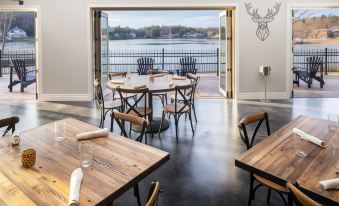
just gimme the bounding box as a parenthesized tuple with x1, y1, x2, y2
(0, 0, 338, 100)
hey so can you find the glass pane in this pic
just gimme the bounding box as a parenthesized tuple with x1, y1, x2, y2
(219, 14, 227, 93)
(101, 13, 109, 82)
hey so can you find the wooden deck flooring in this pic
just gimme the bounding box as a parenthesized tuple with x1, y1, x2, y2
(293, 73, 339, 98)
(0, 75, 36, 100)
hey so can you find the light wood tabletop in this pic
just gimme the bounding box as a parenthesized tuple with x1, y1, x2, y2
(106, 74, 191, 93)
(235, 115, 339, 206)
(0, 118, 169, 206)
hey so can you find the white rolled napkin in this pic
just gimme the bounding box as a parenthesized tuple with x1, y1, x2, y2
(134, 84, 147, 89)
(169, 81, 174, 87)
(76, 128, 109, 140)
(153, 74, 165, 78)
(69, 168, 84, 206)
(292, 128, 326, 147)
(11, 132, 20, 146)
(172, 76, 185, 80)
(319, 178, 339, 190)
(110, 80, 125, 84)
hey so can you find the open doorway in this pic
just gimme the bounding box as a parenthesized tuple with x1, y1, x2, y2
(291, 8, 339, 98)
(0, 11, 37, 100)
(92, 8, 235, 99)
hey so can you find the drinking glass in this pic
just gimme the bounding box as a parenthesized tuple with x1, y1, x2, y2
(79, 141, 93, 168)
(333, 142, 339, 169)
(294, 133, 309, 157)
(54, 120, 66, 141)
(0, 132, 11, 153)
(328, 113, 339, 131)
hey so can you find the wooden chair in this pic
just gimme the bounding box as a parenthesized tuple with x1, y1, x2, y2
(238, 112, 290, 206)
(286, 183, 321, 206)
(159, 84, 195, 143)
(137, 57, 155, 75)
(111, 111, 149, 144)
(108, 72, 137, 101)
(0, 116, 19, 136)
(93, 79, 122, 128)
(186, 73, 200, 123)
(150, 73, 169, 106)
(8, 59, 36, 92)
(146, 181, 161, 206)
(176, 57, 197, 76)
(294, 56, 324, 88)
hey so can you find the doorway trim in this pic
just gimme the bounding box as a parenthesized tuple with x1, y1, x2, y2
(0, 5, 41, 100)
(286, 3, 339, 98)
(87, 3, 240, 99)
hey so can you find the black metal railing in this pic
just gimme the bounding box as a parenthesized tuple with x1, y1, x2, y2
(102, 48, 219, 74)
(293, 48, 339, 74)
(0, 50, 36, 76)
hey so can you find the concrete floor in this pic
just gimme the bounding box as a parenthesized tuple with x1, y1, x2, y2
(0, 98, 338, 206)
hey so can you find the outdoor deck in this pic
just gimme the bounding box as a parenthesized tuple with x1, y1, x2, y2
(0, 74, 36, 100)
(293, 73, 339, 98)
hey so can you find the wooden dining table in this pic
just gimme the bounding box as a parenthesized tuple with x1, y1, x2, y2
(106, 74, 191, 132)
(0, 118, 170, 206)
(235, 115, 339, 205)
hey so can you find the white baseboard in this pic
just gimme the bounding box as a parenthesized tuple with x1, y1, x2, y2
(238, 92, 290, 100)
(39, 93, 92, 101)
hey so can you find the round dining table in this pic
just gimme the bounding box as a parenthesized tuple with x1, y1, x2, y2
(106, 74, 191, 132)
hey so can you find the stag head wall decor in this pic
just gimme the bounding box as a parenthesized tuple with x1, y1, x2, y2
(245, 2, 281, 41)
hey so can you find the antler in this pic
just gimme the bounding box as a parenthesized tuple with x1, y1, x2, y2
(265, 2, 281, 20)
(245, 2, 261, 22)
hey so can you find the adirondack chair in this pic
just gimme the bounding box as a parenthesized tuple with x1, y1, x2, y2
(176, 57, 197, 76)
(137, 57, 155, 75)
(8, 59, 36, 92)
(294, 56, 325, 88)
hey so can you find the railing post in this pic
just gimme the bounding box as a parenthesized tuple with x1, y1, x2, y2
(216, 48, 219, 76)
(161, 48, 165, 70)
(0, 50, 2, 77)
(325, 48, 328, 75)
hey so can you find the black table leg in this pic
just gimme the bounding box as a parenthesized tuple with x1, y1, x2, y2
(134, 184, 141, 206)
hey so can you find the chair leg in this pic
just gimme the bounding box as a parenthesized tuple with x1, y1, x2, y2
(188, 112, 194, 135)
(99, 110, 104, 128)
(287, 193, 293, 206)
(110, 114, 114, 132)
(192, 103, 197, 123)
(174, 115, 179, 143)
(248, 175, 254, 206)
(266, 188, 271, 204)
(133, 184, 141, 206)
(158, 111, 165, 138)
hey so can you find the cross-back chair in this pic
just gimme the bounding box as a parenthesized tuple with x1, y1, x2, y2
(238, 112, 290, 206)
(286, 183, 321, 206)
(0, 116, 19, 136)
(108, 72, 137, 102)
(146, 181, 162, 206)
(159, 83, 194, 142)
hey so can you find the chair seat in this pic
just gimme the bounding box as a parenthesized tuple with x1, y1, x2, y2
(103, 100, 121, 110)
(163, 103, 189, 113)
(25, 75, 36, 82)
(253, 174, 288, 193)
(128, 107, 152, 117)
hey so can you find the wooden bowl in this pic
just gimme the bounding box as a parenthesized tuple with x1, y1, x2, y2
(22, 149, 36, 168)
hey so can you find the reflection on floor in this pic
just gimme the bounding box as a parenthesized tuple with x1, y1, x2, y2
(1, 98, 338, 206)
(293, 73, 339, 98)
(0, 74, 36, 100)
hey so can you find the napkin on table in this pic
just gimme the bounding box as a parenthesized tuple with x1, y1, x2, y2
(69, 168, 84, 206)
(172, 76, 185, 80)
(134, 84, 147, 89)
(169, 81, 174, 87)
(292, 128, 326, 147)
(319, 178, 339, 190)
(76, 128, 109, 140)
(110, 80, 125, 84)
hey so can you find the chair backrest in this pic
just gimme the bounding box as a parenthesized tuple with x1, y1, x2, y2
(238, 112, 270, 150)
(0, 116, 19, 136)
(286, 183, 321, 206)
(186, 73, 200, 98)
(112, 111, 149, 143)
(307, 56, 323, 77)
(180, 57, 197, 74)
(93, 79, 105, 109)
(117, 87, 149, 117)
(137, 57, 154, 75)
(146, 181, 161, 206)
(108, 72, 127, 80)
(10, 59, 26, 81)
(174, 83, 194, 113)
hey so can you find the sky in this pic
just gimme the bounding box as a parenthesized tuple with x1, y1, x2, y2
(296, 9, 339, 18)
(107, 10, 222, 28)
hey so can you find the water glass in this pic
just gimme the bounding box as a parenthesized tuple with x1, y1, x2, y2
(0, 133, 11, 153)
(294, 133, 309, 157)
(328, 113, 339, 131)
(79, 141, 93, 168)
(333, 142, 339, 169)
(54, 120, 66, 142)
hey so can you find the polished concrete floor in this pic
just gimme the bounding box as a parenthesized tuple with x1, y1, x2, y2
(1, 98, 339, 206)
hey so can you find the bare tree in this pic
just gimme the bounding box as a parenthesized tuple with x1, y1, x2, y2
(292, 9, 319, 24)
(0, 12, 13, 52)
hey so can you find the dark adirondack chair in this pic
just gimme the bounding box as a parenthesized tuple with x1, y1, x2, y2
(8, 59, 36, 92)
(176, 57, 197, 76)
(294, 56, 325, 88)
(137, 57, 155, 75)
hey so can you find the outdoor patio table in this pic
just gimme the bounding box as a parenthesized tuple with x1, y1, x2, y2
(106, 74, 191, 132)
(0, 118, 169, 205)
(235, 115, 339, 206)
